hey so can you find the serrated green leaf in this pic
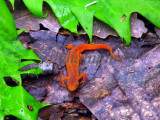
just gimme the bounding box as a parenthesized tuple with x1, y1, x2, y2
(0, 0, 49, 119)
(0, 79, 48, 120)
(12, 0, 160, 45)
(0, 37, 42, 84)
(1, 0, 41, 85)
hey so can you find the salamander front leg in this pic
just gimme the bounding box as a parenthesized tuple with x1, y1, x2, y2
(79, 73, 86, 84)
(65, 44, 74, 50)
(60, 76, 68, 88)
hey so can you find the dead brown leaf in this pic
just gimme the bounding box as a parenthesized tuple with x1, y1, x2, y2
(13, 7, 61, 32)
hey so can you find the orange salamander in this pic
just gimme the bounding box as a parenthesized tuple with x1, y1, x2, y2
(60, 44, 120, 91)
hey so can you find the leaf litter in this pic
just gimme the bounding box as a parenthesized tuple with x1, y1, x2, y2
(19, 29, 160, 119)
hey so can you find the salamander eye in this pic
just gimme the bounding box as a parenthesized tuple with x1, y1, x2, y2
(27, 105, 34, 111)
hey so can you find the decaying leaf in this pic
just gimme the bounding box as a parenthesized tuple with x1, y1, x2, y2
(130, 13, 148, 38)
(13, 7, 61, 33)
(30, 38, 66, 74)
(78, 43, 160, 120)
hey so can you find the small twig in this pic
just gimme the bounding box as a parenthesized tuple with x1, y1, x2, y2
(85, 1, 98, 10)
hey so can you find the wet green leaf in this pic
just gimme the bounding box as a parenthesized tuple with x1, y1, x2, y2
(0, 0, 49, 119)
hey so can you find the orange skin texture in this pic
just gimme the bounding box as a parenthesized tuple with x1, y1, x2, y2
(60, 44, 120, 91)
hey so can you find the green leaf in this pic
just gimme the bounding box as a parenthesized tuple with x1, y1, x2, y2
(0, 79, 48, 120)
(0, 37, 42, 84)
(9, 0, 14, 9)
(0, 0, 49, 119)
(1, 0, 41, 85)
(17, 29, 27, 35)
(11, 0, 160, 45)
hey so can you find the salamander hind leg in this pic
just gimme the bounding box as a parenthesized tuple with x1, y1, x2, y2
(79, 73, 86, 84)
(65, 44, 74, 50)
(60, 76, 68, 88)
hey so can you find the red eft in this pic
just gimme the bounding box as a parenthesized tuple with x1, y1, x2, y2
(60, 44, 120, 91)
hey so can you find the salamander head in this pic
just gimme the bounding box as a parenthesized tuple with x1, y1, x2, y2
(67, 80, 79, 91)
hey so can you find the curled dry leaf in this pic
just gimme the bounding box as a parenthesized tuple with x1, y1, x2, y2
(92, 18, 118, 38)
(130, 13, 148, 38)
(13, 7, 61, 33)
